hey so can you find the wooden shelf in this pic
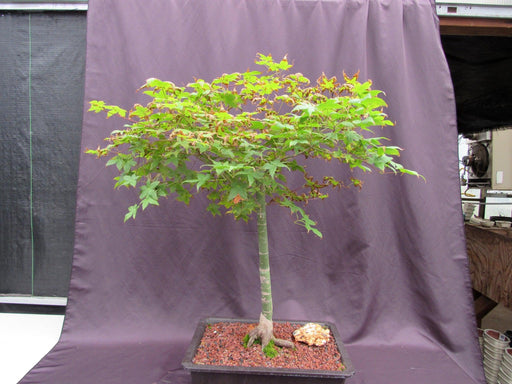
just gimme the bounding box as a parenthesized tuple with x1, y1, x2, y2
(465, 223, 512, 310)
(440, 16, 512, 36)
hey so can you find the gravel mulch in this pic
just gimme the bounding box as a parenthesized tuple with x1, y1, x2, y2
(192, 321, 346, 371)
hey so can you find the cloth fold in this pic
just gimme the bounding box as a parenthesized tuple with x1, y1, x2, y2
(21, 1, 484, 383)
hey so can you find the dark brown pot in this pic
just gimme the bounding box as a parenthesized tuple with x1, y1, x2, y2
(182, 317, 355, 384)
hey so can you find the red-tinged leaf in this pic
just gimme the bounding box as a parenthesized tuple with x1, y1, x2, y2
(233, 194, 243, 204)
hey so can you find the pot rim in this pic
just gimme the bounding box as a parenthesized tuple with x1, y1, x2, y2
(182, 317, 356, 379)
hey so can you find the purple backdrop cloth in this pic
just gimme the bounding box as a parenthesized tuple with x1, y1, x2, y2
(21, 1, 485, 383)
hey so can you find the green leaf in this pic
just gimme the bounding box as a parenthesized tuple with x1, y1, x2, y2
(262, 160, 288, 178)
(141, 196, 159, 210)
(139, 181, 159, 200)
(123, 159, 137, 172)
(384, 146, 401, 156)
(371, 154, 393, 171)
(361, 95, 388, 109)
(239, 169, 262, 186)
(106, 105, 127, 118)
(219, 92, 242, 109)
(343, 131, 361, 144)
(228, 180, 248, 201)
(316, 99, 340, 112)
(310, 227, 323, 238)
(124, 204, 139, 222)
(175, 186, 193, 204)
(89, 100, 106, 113)
(106, 157, 119, 167)
(116, 174, 139, 188)
(195, 173, 211, 190)
(292, 102, 316, 117)
(207, 203, 221, 216)
(400, 168, 423, 179)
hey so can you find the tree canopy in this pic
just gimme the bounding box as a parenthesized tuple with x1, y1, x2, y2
(88, 54, 419, 237)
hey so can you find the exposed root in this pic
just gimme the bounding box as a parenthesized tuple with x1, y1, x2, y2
(273, 337, 294, 349)
(247, 313, 295, 354)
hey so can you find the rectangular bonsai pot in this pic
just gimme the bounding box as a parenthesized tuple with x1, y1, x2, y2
(182, 317, 355, 384)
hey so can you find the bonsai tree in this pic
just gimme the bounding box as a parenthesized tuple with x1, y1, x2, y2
(87, 54, 419, 354)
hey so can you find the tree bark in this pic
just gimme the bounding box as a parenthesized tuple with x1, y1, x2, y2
(256, 191, 273, 323)
(247, 190, 294, 351)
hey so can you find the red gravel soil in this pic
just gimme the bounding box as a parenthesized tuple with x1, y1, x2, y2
(192, 321, 346, 371)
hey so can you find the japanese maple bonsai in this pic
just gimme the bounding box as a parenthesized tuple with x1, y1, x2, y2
(87, 54, 419, 356)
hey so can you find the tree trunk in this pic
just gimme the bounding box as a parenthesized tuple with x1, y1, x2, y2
(247, 191, 294, 351)
(257, 191, 273, 323)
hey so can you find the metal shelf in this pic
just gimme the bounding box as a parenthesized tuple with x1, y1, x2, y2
(437, 0, 512, 18)
(0, 295, 67, 306)
(0, 1, 87, 11)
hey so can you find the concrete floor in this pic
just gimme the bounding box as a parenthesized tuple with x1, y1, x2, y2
(482, 303, 512, 334)
(0, 313, 64, 384)
(1, 305, 511, 384)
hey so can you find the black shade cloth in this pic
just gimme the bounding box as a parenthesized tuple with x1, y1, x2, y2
(21, 1, 485, 383)
(0, 12, 85, 296)
(441, 35, 512, 134)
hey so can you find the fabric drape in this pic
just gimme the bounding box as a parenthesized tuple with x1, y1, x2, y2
(21, 1, 485, 383)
